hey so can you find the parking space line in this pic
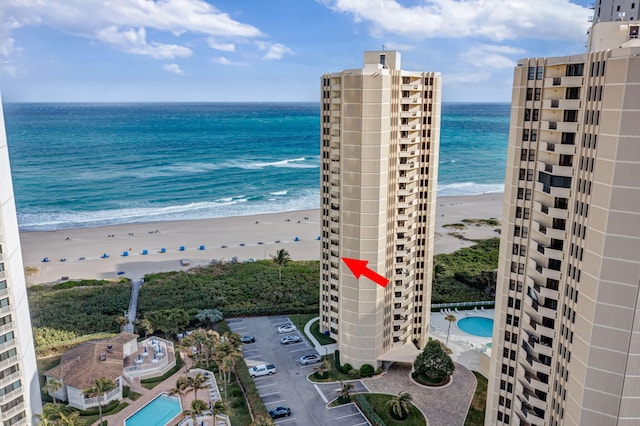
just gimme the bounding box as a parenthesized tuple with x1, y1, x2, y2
(264, 399, 286, 405)
(274, 418, 296, 424)
(289, 347, 311, 353)
(259, 392, 280, 397)
(314, 384, 328, 403)
(352, 422, 369, 426)
(335, 413, 361, 420)
(256, 383, 278, 389)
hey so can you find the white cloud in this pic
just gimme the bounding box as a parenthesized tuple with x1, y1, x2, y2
(0, 0, 264, 61)
(206, 38, 236, 52)
(163, 63, 184, 76)
(96, 26, 192, 59)
(460, 44, 525, 69)
(256, 42, 293, 60)
(211, 56, 245, 66)
(321, 0, 590, 42)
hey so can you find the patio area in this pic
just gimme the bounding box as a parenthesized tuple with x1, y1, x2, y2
(123, 337, 177, 381)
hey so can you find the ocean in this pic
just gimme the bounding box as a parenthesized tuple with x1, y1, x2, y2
(2, 102, 510, 231)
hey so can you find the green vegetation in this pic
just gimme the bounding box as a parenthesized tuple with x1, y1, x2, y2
(462, 218, 500, 226)
(432, 238, 499, 304)
(29, 280, 131, 350)
(356, 393, 426, 426)
(310, 320, 337, 344)
(225, 377, 253, 425)
(138, 260, 319, 318)
(412, 340, 455, 386)
(311, 351, 382, 382)
(465, 371, 488, 426)
(290, 314, 337, 346)
(443, 223, 466, 229)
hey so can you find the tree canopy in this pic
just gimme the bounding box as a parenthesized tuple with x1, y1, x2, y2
(414, 340, 455, 380)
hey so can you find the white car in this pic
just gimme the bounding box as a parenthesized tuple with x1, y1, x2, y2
(280, 335, 302, 345)
(298, 354, 322, 365)
(277, 324, 297, 334)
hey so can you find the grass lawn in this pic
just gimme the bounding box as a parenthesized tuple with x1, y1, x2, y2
(358, 393, 426, 426)
(290, 313, 336, 347)
(464, 371, 488, 426)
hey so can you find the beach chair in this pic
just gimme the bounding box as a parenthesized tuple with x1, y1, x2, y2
(179, 245, 185, 251)
(474, 307, 478, 313)
(481, 306, 486, 312)
(455, 308, 460, 314)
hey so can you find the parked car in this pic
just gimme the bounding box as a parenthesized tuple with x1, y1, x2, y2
(269, 406, 291, 419)
(240, 335, 255, 344)
(298, 354, 322, 365)
(249, 364, 276, 378)
(277, 324, 297, 334)
(280, 335, 302, 345)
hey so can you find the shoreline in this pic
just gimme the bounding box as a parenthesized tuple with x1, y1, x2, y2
(20, 193, 504, 285)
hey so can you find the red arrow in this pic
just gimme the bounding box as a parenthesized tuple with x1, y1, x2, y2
(342, 257, 389, 288)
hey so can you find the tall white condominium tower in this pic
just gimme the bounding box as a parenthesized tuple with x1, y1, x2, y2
(319, 51, 441, 369)
(486, 22, 640, 426)
(591, 0, 640, 24)
(0, 97, 42, 423)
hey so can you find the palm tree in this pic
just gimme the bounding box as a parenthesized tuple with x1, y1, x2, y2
(183, 399, 208, 423)
(271, 248, 290, 281)
(170, 376, 190, 405)
(386, 391, 413, 419)
(188, 372, 208, 401)
(211, 399, 228, 424)
(82, 377, 116, 426)
(445, 313, 457, 347)
(336, 381, 354, 402)
(313, 361, 329, 379)
(42, 377, 63, 404)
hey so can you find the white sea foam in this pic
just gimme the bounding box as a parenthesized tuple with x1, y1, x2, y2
(18, 189, 320, 231)
(437, 182, 504, 197)
(270, 190, 288, 196)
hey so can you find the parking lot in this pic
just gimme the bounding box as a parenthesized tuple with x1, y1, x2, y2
(227, 316, 370, 426)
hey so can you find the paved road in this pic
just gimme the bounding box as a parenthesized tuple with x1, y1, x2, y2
(228, 316, 370, 426)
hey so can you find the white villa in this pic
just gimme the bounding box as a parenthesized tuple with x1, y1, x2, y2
(43, 333, 176, 410)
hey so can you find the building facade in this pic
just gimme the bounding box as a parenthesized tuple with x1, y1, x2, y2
(319, 51, 441, 368)
(487, 24, 640, 426)
(0, 96, 42, 423)
(592, 0, 640, 24)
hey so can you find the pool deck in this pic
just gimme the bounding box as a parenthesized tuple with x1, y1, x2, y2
(430, 309, 494, 373)
(103, 351, 198, 426)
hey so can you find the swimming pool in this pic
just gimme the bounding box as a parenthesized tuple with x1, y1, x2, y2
(457, 317, 494, 337)
(125, 394, 182, 426)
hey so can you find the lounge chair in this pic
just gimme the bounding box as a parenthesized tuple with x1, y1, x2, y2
(481, 306, 486, 312)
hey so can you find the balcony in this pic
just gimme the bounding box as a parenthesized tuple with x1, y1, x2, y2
(542, 99, 581, 110)
(544, 142, 576, 155)
(401, 84, 422, 91)
(401, 97, 420, 104)
(400, 107, 421, 117)
(545, 75, 583, 88)
(541, 120, 578, 133)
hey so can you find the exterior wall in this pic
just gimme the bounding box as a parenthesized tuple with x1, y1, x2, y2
(0, 95, 42, 424)
(487, 44, 640, 426)
(66, 382, 123, 410)
(319, 52, 441, 368)
(592, 0, 640, 24)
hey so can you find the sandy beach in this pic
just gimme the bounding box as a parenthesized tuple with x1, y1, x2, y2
(20, 193, 504, 285)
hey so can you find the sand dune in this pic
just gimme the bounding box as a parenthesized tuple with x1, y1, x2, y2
(20, 193, 504, 285)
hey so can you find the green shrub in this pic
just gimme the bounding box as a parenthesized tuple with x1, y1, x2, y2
(359, 364, 374, 377)
(339, 362, 353, 374)
(355, 394, 385, 426)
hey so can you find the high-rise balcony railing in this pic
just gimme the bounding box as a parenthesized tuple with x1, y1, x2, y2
(544, 75, 583, 88)
(542, 99, 581, 110)
(543, 142, 576, 155)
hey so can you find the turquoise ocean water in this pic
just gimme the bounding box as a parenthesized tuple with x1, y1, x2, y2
(3, 102, 509, 231)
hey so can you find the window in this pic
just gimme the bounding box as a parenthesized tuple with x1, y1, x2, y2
(528, 67, 535, 80)
(535, 88, 542, 100)
(532, 109, 539, 121)
(524, 109, 531, 121)
(526, 88, 533, 100)
(522, 129, 529, 141)
(536, 66, 544, 80)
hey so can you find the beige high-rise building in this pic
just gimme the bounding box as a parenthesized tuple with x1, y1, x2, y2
(487, 22, 640, 426)
(318, 51, 441, 369)
(0, 96, 42, 423)
(591, 0, 640, 24)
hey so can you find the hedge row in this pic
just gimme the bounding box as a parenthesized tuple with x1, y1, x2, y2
(355, 394, 385, 426)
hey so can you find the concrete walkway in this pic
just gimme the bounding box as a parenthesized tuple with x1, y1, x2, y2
(303, 316, 337, 357)
(363, 363, 477, 426)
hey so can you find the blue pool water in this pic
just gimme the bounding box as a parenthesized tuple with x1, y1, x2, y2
(457, 317, 494, 337)
(125, 394, 182, 426)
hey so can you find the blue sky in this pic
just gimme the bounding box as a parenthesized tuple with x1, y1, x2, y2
(0, 0, 593, 103)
